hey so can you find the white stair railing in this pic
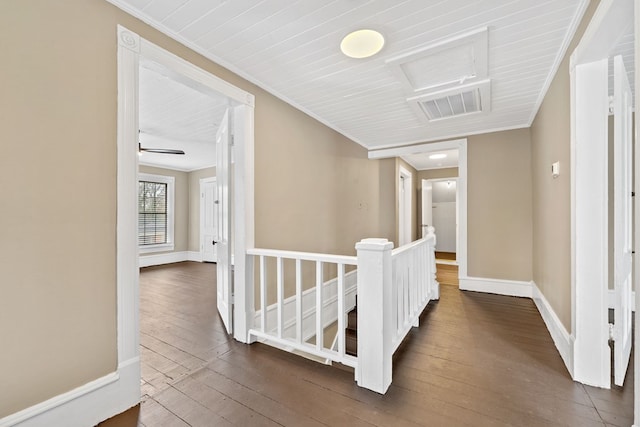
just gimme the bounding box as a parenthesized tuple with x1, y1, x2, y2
(245, 227, 438, 394)
(246, 248, 358, 368)
(355, 227, 438, 393)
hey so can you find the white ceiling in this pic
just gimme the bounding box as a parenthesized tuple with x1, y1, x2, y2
(115, 0, 634, 154)
(139, 60, 227, 171)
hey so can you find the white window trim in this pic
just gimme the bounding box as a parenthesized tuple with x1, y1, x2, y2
(138, 172, 175, 253)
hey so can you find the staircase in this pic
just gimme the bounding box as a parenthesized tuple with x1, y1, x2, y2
(345, 303, 357, 356)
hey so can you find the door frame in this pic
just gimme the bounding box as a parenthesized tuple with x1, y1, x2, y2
(116, 25, 255, 401)
(369, 138, 468, 279)
(424, 177, 459, 256)
(569, 0, 634, 390)
(200, 177, 217, 263)
(398, 165, 413, 245)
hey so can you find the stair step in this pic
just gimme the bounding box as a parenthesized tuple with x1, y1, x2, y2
(347, 308, 357, 331)
(345, 328, 357, 356)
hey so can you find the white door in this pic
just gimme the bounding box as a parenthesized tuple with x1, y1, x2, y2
(421, 179, 433, 238)
(216, 110, 233, 335)
(613, 54, 633, 386)
(200, 177, 217, 263)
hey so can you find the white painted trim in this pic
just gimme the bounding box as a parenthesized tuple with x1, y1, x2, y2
(532, 283, 575, 377)
(0, 358, 140, 427)
(527, 0, 590, 125)
(607, 290, 637, 311)
(571, 53, 611, 387)
(368, 138, 467, 160)
(187, 251, 203, 262)
(459, 276, 533, 298)
(365, 124, 530, 151)
(139, 251, 188, 268)
(138, 160, 215, 173)
(570, 0, 634, 70)
(635, 3, 640, 424)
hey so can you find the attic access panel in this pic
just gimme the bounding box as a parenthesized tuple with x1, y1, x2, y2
(387, 27, 488, 94)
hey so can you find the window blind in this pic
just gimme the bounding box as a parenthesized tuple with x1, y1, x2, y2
(138, 181, 168, 246)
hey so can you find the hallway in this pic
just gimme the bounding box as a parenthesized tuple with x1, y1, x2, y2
(129, 262, 633, 426)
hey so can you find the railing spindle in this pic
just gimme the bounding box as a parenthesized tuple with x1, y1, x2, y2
(315, 260, 323, 351)
(277, 256, 283, 339)
(337, 263, 345, 356)
(295, 258, 302, 344)
(260, 255, 266, 332)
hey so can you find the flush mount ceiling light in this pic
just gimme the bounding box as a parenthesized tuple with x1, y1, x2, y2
(340, 29, 385, 59)
(429, 153, 447, 160)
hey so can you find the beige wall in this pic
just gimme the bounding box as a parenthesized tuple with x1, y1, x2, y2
(188, 167, 216, 253)
(253, 94, 395, 256)
(530, 0, 600, 330)
(418, 167, 459, 181)
(139, 165, 189, 254)
(0, 0, 395, 417)
(467, 129, 533, 281)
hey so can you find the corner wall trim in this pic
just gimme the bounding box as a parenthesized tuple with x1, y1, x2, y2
(0, 357, 140, 427)
(139, 251, 188, 267)
(531, 282, 574, 377)
(459, 276, 533, 298)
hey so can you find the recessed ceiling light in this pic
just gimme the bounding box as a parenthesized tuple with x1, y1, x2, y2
(429, 153, 447, 160)
(340, 29, 385, 59)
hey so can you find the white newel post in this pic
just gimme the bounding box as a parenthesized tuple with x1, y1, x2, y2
(427, 226, 439, 300)
(356, 238, 394, 394)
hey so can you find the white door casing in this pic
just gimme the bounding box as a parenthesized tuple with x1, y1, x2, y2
(216, 109, 233, 335)
(613, 54, 633, 387)
(200, 177, 218, 263)
(421, 179, 433, 238)
(399, 166, 412, 246)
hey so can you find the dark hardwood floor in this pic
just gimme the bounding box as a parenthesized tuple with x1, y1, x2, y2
(102, 261, 633, 426)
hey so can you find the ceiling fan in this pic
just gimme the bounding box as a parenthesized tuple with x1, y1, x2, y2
(138, 131, 185, 155)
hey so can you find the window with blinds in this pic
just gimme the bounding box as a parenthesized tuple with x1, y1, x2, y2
(138, 181, 168, 246)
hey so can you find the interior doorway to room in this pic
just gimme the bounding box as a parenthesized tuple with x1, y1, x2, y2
(117, 26, 255, 412)
(423, 178, 458, 254)
(136, 56, 231, 397)
(421, 176, 459, 287)
(369, 138, 468, 281)
(398, 166, 413, 246)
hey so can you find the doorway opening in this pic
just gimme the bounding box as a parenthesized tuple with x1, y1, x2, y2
(398, 166, 413, 246)
(116, 25, 255, 406)
(424, 178, 458, 257)
(369, 138, 467, 281)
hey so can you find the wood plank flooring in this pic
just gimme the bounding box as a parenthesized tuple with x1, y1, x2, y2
(102, 261, 633, 427)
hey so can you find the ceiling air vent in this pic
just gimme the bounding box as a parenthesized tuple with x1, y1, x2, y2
(408, 79, 490, 123)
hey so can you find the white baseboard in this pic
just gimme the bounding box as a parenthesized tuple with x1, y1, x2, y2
(607, 289, 636, 311)
(139, 251, 188, 267)
(459, 276, 533, 298)
(187, 251, 203, 262)
(0, 357, 140, 427)
(531, 283, 574, 377)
